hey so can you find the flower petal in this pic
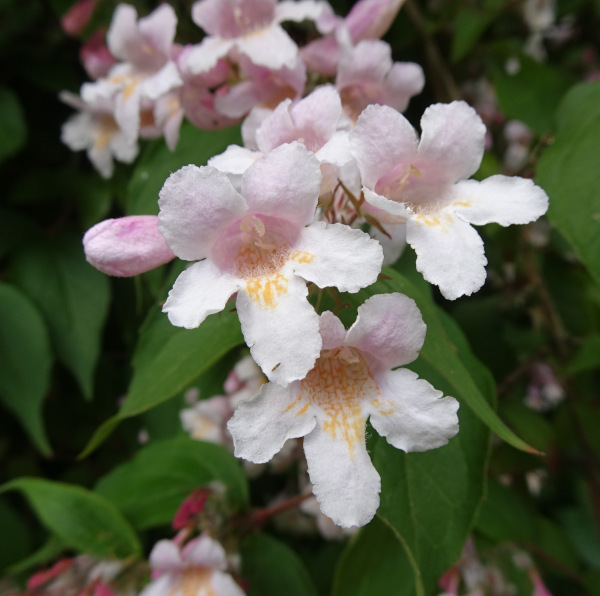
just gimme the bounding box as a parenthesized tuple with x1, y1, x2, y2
(149, 540, 182, 572)
(417, 101, 486, 183)
(450, 175, 549, 227)
(187, 37, 235, 74)
(236, 272, 321, 383)
(370, 221, 406, 266)
(211, 571, 247, 596)
(241, 142, 321, 227)
(236, 24, 298, 70)
(208, 145, 262, 191)
(350, 103, 418, 189)
(369, 368, 459, 452)
(291, 221, 383, 293)
(345, 293, 425, 369)
(228, 381, 316, 463)
(158, 165, 248, 261)
(363, 187, 413, 219)
(319, 310, 346, 350)
(406, 211, 487, 300)
(275, 0, 327, 23)
(163, 260, 238, 329)
(184, 534, 227, 570)
(304, 424, 381, 527)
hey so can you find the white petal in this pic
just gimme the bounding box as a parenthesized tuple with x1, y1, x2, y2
(211, 571, 246, 596)
(142, 62, 182, 101)
(254, 98, 297, 152)
(228, 381, 316, 463)
(304, 424, 381, 528)
(275, 0, 326, 23)
(290, 85, 342, 147)
(346, 293, 426, 369)
(137, 4, 177, 60)
(187, 37, 235, 74)
(369, 368, 459, 452)
(241, 142, 321, 227)
(363, 187, 412, 219)
(418, 101, 486, 183)
(450, 175, 549, 227)
(292, 222, 383, 293)
(315, 131, 353, 167)
(163, 260, 239, 329)
(149, 540, 182, 572)
(139, 574, 174, 596)
(158, 165, 248, 261)
(371, 221, 406, 266)
(236, 24, 298, 70)
(350, 104, 418, 189)
(406, 211, 487, 300)
(208, 145, 262, 191)
(106, 4, 138, 62)
(319, 311, 346, 350)
(184, 534, 227, 570)
(114, 82, 141, 141)
(236, 272, 321, 383)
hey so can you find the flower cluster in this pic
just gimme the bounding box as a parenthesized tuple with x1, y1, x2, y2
(80, 0, 550, 534)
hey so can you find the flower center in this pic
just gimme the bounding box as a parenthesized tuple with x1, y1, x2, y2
(374, 161, 451, 214)
(301, 347, 380, 455)
(233, 215, 291, 279)
(170, 566, 215, 596)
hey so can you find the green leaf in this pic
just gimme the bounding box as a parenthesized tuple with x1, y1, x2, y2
(348, 267, 536, 453)
(492, 55, 574, 135)
(0, 283, 52, 454)
(241, 533, 318, 596)
(81, 307, 244, 456)
(11, 234, 110, 399)
(0, 478, 141, 559)
(333, 517, 421, 596)
(5, 537, 65, 577)
(0, 87, 26, 163)
(566, 334, 600, 375)
(95, 437, 248, 528)
(451, 9, 495, 63)
(127, 123, 243, 215)
(370, 319, 492, 595)
(0, 208, 39, 259)
(537, 79, 600, 288)
(0, 500, 32, 570)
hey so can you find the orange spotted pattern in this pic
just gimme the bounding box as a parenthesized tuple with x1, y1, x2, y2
(169, 566, 216, 596)
(299, 347, 382, 457)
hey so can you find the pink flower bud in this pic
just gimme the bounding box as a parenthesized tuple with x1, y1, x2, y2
(80, 30, 117, 80)
(61, 0, 99, 37)
(83, 215, 174, 277)
(346, 0, 405, 41)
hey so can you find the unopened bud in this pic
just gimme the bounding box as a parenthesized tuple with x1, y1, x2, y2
(83, 215, 174, 276)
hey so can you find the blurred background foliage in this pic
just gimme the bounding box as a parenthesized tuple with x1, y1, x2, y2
(1, 0, 600, 594)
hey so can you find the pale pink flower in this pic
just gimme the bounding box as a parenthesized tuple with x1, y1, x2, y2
(80, 30, 118, 80)
(81, 3, 183, 141)
(158, 142, 383, 384)
(60, 91, 137, 178)
(211, 86, 353, 194)
(140, 535, 245, 596)
(228, 294, 459, 527)
(350, 102, 549, 299)
(214, 55, 306, 119)
(83, 215, 174, 276)
(187, 0, 327, 74)
(301, 0, 406, 76)
(336, 38, 424, 122)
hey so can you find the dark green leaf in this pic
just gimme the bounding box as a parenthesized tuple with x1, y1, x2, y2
(81, 307, 244, 455)
(95, 436, 248, 528)
(241, 533, 318, 596)
(0, 87, 26, 163)
(0, 478, 141, 559)
(451, 9, 495, 63)
(127, 123, 243, 215)
(537, 80, 600, 287)
(492, 55, 574, 135)
(11, 234, 110, 399)
(0, 283, 52, 454)
(0, 500, 32, 570)
(333, 517, 421, 596)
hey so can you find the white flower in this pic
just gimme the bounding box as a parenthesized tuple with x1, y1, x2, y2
(350, 101, 549, 299)
(158, 142, 383, 384)
(140, 534, 244, 596)
(228, 293, 459, 527)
